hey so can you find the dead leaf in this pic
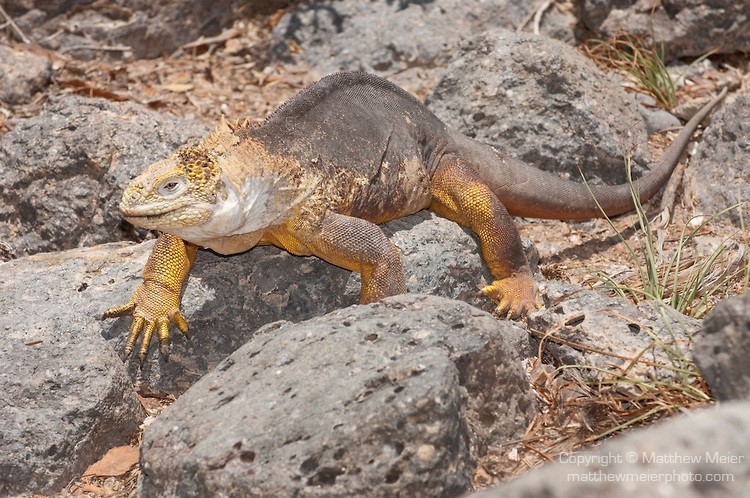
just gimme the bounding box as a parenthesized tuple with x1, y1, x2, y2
(60, 79, 128, 101)
(83, 445, 139, 477)
(161, 83, 194, 93)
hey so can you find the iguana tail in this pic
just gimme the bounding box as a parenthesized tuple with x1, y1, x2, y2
(461, 87, 727, 221)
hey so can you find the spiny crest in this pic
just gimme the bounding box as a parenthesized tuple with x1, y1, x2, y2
(178, 147, 220, 189)
(200, 115, 251, 154)
(226, 116, 254, 132)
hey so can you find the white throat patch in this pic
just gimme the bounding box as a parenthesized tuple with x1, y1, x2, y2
(211, 174, 281, 236)
(171, 174, 286, 244)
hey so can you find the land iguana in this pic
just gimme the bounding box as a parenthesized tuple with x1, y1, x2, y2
(103, 71, 727, 361)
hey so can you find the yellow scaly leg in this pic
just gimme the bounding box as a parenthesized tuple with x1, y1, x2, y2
(103, 233, 197, 361)
(430, 159, 541, 318)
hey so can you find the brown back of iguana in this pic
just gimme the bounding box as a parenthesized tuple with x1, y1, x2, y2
(248, 72, 725, 221)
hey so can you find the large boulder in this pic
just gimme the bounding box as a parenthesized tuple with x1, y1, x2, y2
(471, 401, 750, 497)
(139, 295, 536, 497)
(684, 95, 750, 227)
(579, 0, 750, 60)
(272, 0, 576, 91)
(528, 281, 701, 387)
(426, 29, 653, 185)
(4, 0, 233, 59)
(0, 95, 208, 257)
(694, 293, 750, 402)
(0, 246, 145, 495)
(0, 44, 52, 105)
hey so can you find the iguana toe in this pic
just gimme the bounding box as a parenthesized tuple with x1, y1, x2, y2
(102, 302, 136, 319)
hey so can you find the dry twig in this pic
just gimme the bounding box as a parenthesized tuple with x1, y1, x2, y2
(0, 4, 31, 43)
(517, 0, 553, 35)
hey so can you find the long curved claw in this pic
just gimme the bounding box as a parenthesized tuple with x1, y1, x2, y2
(171, 311, 189, 335)
(157, 319, 171, 361)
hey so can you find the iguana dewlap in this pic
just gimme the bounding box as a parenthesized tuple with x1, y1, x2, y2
(104, 72, 726, 360)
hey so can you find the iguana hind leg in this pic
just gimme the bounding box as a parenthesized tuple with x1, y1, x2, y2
(429, 158, 541, 318)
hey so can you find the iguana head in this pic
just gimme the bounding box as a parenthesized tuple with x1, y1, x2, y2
(119, 146, 225, 235)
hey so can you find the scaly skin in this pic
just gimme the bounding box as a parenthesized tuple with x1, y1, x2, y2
(104, 72, 725, 360)
(103, 234, 196, 361)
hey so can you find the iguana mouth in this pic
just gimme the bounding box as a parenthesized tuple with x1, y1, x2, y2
(119, 203, 181, 218)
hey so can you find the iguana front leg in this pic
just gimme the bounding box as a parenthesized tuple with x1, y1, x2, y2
(430, 158, 541, 318)
(103, 233, 197, 361)
(270, 213, 406, 303)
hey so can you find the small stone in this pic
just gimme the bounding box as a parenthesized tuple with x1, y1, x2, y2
(416, 444, 436, 460)
(0, 45, 51, 104)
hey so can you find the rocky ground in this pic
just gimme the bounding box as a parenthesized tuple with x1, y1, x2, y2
(1, 1, 749, 497)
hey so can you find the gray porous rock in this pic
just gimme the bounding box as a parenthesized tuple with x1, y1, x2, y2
(693, 293, 750, 402)
(469, 401, 750, 497)
(529, 281, 701, 387)
(0, 95, 208, 257)
(0, 45, 52, 105)
(272, 0, 576, 91)
(346, 211, 539, 312)
(683, 95, 750, 227)
(139, 295, 536, 497)
(579, 0, 750, 60)
(0, 246, 144, 496)
(426, 29, 653, 185)
(4, 0, 233, 59)
(106, 241, 355, 395)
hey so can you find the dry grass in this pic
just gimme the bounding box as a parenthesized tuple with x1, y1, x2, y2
(474, 316, 712, 487)
(581, 33, 678, 108)
(580, 32, 725, 110)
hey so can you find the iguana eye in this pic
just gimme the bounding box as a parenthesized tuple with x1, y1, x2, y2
(157, 178, 185, 196)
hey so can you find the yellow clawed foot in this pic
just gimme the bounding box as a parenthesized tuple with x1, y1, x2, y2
(102, 281, 189, 363)
(481, 273, 542, 319)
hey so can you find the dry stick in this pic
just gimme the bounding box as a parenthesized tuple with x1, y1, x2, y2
(516, 0, 552, 33)
(181, 27, 241, 50)
(657, 160, 687, 223)
(651, 160, 687, 255)
(532, 0, 553, 35)
(0, 5, 31, 44)
(59, 44, 131, 54)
